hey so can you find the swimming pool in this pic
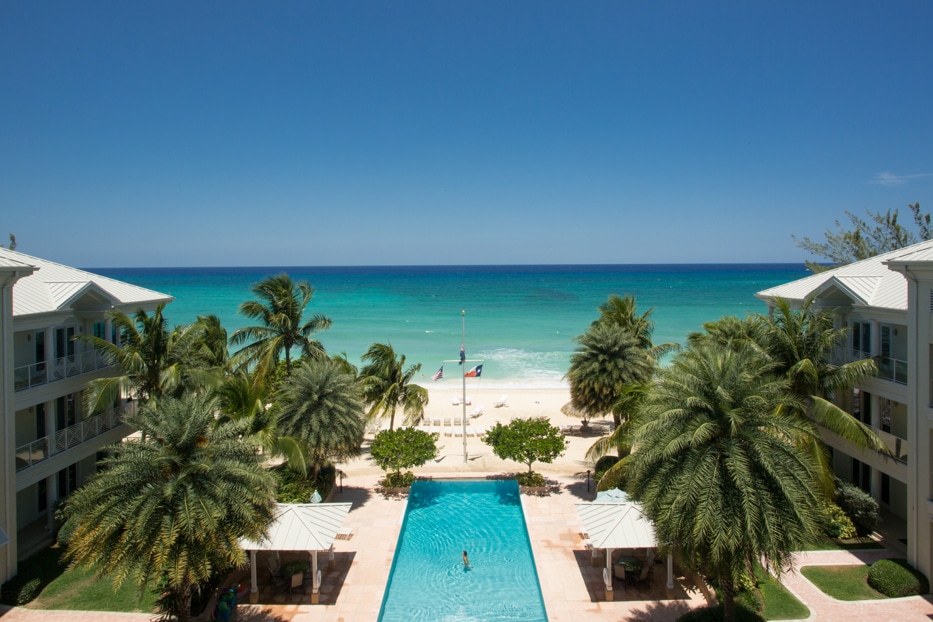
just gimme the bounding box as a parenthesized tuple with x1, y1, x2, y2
(378, 479, 548, 621)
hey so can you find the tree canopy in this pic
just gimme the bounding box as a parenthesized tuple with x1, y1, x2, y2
(793, 202, 931, 272)
(483, 417, 567, 473)
(370, 427, 439, 476)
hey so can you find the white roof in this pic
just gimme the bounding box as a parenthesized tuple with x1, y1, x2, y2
(241, 503, 352, 552)
(0, 248, 172, 317)
(576, 501, 657, 550)
(756, 238, 933, 312)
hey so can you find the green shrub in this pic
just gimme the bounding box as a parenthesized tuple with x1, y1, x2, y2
(280, 560, 310, 577)
(0, 576, 42, 606)
(835, 481, 879, 537)
(676, 603, 765, 622)
(868, 558, 929, 597)
(737, 586, 764, 613)
(273, 464, 317, 503)
(820, 500, 858, 539)
(516, 471, 545, 487)
(382, 471, 415, 488)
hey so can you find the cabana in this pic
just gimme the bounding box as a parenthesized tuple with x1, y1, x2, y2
(575, 500, 674, 598)
(240, 502, 352, 603)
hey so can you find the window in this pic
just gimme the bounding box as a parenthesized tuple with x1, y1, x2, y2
(852, 321, 871, 357)
(93, 321, 106, 339)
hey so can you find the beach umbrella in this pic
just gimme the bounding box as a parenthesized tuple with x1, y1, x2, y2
(561, 401, 584, 418)
(595, 488, 629, 503)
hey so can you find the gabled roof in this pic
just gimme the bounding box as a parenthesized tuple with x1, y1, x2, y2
(241, 503, 352, 552)
(575, 501, 657, 550)
(0, 248, 172, 317)
(756, 238, 933, 312)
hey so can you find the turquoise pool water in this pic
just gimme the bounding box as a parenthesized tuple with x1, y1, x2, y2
(378, 479, 548, 622)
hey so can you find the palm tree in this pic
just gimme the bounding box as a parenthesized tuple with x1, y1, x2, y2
(275, 359, 367, 479)
(61, 393, 275, 622)
(359, 343, 428, 430)
(230, 273, 332, 378)
(593, 294, 677, 359)
(565, 322, 655, 428)
(193, 313, 229, 370)
(627, 343, 823, 622)
(76, 303, 219, 413)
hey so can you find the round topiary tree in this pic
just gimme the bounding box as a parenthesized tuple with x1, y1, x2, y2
(370, 427, 439, 488)
(868, 558, 930, 597)
(483, 417, 567, 487)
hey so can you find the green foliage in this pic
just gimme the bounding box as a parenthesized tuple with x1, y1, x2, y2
(593, 455, 621, 486)
(1, 233, 16, 250)
(230, 273, 332, 378)
(275, 359, 367, 478)
(280, 561, 310, 577)
(382, 471, 416, 488)
(868, 558, 929, 597)
(515, 471, 545, 487)
(370, 427, 438, 475)
(793, 203, 931, 272)
(273, 464, 318, 503)
(483, 417, 567, 473)
(62, 393, 276, 622)
(628, 343, 822, 620)
(835, 481, 880, 537)
(1, 576, 42, 606)
(820, 501, 857, 540)
(359, 343, 428, 430)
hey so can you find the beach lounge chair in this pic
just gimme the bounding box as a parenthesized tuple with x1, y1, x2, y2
(336, 526, 354, 540)
(443, 418, 453, 436)
(469, 405, 484, 418)
(451, 396, 473, 406)
(494, 395, 509, 408)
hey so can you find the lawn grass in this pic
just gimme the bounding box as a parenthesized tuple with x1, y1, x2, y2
(803, 536, 883, 551)
(754, 566, 809, 620)
(15, 545, 156, 613)
(801, 565, 886, 601)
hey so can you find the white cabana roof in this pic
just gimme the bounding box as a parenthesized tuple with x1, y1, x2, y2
(576, 501, 657, 550)
(241, 502, 352, 552)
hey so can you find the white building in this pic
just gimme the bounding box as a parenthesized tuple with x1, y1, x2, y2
(0, 248, 170, 584)
(757, 238, 933, 578)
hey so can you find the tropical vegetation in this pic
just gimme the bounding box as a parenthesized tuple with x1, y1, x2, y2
(359, 342, 428, 430)
(370, 427, 439, 487)
(483, 417, 566, 485)
(626, 343, 823, 622)
(60, 393, 276, 621)
(230, 273, 332, 378)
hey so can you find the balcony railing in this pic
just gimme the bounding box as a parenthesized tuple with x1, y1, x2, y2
(13, 350, 111, 392)
(875, 428, 908, 463)
(876, 356, 908, 385)
(15, 406, 127, 472)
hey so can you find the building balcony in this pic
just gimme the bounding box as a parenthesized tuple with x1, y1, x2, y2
(875, 356, 908, 385)
(15, 405, 130, 473)
(13, 351, 111, 392)
(875, 428, 908, 463)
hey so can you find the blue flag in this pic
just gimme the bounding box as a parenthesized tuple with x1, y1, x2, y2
(459, 345, 465, 365)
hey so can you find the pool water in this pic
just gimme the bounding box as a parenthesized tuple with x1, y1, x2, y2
(377, 479, 548, 622)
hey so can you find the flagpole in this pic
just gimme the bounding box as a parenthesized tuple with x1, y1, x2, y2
(461, 310, 467, 463)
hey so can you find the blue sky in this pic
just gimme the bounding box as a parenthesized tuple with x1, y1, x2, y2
(2, 1, 932, 267)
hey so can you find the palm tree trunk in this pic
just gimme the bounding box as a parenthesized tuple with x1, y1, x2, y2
(719, 573, 737, 622)
(174, 573, 193, 622)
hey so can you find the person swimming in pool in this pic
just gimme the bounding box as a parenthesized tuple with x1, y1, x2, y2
(462, 550, 470, 568)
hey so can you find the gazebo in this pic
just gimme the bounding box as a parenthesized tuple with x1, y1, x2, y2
(240, 502, 352, 603)
(575, 499, 674, 598)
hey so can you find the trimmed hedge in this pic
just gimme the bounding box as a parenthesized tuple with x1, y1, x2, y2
(868, 558, 929, 597)
(382, 470, 415, 488)
(820, 501, 857, 539)
(0, 576, 42, 606)
(516, 471, 545, 487)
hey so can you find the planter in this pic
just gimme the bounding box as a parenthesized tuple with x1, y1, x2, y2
(381, 486, 411, 496)
(519, 486, 548, 495)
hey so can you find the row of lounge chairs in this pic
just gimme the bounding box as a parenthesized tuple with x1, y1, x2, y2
(416, 418, 487, 438)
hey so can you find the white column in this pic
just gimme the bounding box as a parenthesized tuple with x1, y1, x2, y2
(605, 547, 614, 596)
(249, 550, 258, 603)
(104, 317, 113, 344)
(870, 320, 881, 357)
(43, 327, 54, 378)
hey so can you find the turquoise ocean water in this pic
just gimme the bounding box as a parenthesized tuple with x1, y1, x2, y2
(92, 264, 807, 388)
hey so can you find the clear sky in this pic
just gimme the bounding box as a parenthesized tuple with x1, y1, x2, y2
(2, 1, 932, 267)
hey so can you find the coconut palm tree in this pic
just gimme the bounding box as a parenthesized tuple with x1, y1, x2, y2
(61, 393, 275, 622)
(565, 322, 655, 428)
(192, 313, 229, 370)
(359, 343, 428, 430)
(230, 273, 332, 378)
(275, 358, 367, 479)
(76, 304, 219, 414)
(627, 343, 823, 622)
(592, 294, 677, 359)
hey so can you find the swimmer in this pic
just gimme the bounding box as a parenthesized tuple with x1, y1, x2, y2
(462, 550, 470, 567)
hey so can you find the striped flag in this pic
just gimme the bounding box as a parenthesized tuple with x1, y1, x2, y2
(464, 364, 483, 378)
(432, 366, 444, 381)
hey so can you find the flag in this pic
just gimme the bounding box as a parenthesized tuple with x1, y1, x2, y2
(464, 364, 483, 378)
(459, 345, 465, 365)
(432, 366, 443, 381)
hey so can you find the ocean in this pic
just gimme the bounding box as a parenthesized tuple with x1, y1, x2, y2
(92, 264, 808, 388)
